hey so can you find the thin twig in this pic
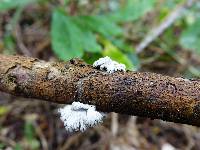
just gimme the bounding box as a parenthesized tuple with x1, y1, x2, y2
(34, 122, 49, 150)
(111, 112, 118, 137)
(136, 0, 195, 53)
(14, 24, 32, 56)
(0, 135, 16, 148)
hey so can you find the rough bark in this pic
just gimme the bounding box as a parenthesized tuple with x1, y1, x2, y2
(1, 55, 200, 126)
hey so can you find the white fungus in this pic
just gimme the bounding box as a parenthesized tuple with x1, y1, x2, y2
(58, 102, 105, 132)
(93, 56, 126, 73)
(161, 143, 176, 150)
(58, 56, 126, 132)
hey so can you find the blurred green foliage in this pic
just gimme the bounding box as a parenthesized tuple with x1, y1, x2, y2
(0, 0, 36, 11)
(51, 0, 155, 70)
(14, 144, 23, 150)
(108, 0, 156, 22)
(0, 106, 10, 116)
(180, 20, 200, 55)
(3, 34, 16, 55)
(24, 121, 40, 150)
(0, 143, 5, 149)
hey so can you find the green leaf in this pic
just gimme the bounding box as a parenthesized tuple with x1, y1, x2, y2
(3, 34, 16, 55)
(72, 17, 102, 52)
(0, 143, 5, 149)
(0, 106, 10, 116)
(24, 121, 40, 150)
(14, 144, 23, 150)
(28, 139, 40, 150)
(81, 31, 101, 52)
(112, 39, 135, 53)
(128, 53, 140, 71)
(108, 0, 155, 22)
(101, 39, 134, 70)
(0, 0, 36, 11)
(24, 121, 35, 141)
(82, 53, 102, 64)
(180, 20, 200, 55)
(51, 9, 84, 60)
(111, 39, 140, 70)
(74, 15, 122, 37)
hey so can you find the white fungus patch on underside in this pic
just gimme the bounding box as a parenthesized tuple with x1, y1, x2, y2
(58, 56, 126, 132)
(58, 102, 105, 132)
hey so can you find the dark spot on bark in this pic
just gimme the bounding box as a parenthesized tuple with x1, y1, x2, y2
(79, 64, 86, 67)
(147, 95, 158, 103)
(193, 103, 200, 119)
(149, 81, 157, 87)
(190, 78, 200, 82)
(135, 90, 143, 97)
(8, 74, 17, 84)
(123, 77, 135, 85)
(89, 131, 100, 144)
(94, 65, 100, 69)
(70, 59, 75, 64)
(89, 82, 94, 90)
(100, 66, 107, 71)
(166, 82, 177, 93)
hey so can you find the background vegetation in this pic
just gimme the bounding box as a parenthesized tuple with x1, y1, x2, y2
(0, 0, 200, 149)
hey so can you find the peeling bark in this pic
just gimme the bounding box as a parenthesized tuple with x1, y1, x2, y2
(1, 55, 200, 126)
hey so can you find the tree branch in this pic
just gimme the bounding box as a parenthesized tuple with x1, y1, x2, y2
(1, 55, 200, 126)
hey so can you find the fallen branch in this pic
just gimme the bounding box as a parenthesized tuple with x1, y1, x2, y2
(1, 55, 200, 126)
